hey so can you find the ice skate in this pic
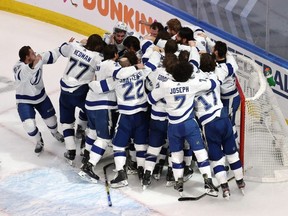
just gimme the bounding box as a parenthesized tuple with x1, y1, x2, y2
(126, 159, 138, 175)
(142, 170, 152, 190)
(203, 174, 218, 197)
(64, 150, 76, 166)
(75, 124, 85, 139)
(110, 169, 128, 188)
(166, 166, 175, 187)
(80, 149, 90, 168)
(174, 177, 184, 196)
(152, 160, 164, 180)
(78, 162, 99, 183)
(52, 131, 64, 142)
(221, 182, 231, 200)
(183, 165, 194, 182)
(236, 178, 246, 195)
(35, 137, 44, 155)
(137, 166, 144, 180)
(80, 135, 85, 156)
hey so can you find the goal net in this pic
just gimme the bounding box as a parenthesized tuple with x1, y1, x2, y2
(235, 54, 288, 182)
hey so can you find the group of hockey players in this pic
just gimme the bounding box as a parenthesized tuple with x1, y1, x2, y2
(13, 17, 245, 200)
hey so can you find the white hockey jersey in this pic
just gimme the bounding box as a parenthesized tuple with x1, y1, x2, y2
(148, 75, 216, 124)
(59, 41, 103, 93)
(146, 67, 171, 121)
(215, 53, 239, 99)
(85, 59, 118, 111)
(205, 38, 239, 99)
(13, 49, 60, 104)
(89, 68, 150, 115)
(194, 73, 223, 126)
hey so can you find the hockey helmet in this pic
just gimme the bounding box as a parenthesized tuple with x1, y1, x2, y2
(113, 21, 128, 33)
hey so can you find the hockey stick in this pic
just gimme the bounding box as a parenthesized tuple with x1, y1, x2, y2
(178, 175, 235, 201)
(178, 166, 253, 201)
(103, 162, 114, 207)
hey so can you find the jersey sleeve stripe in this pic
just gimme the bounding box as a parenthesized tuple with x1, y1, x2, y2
(189, 59, 199, 69)
(147, 93, 157, 105)
(47, 51, 54, 64)
(226, 63, 234, 76)
(141, 41, 153, 54)
(100, 80, 110, 92)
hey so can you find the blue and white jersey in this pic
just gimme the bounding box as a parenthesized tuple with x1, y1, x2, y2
(89, 68, 150, 115)
(13, 49, 60, 104)
(146, 67, 172, 121)
(85, 59, 117, 111)
(194, 73, 223, 126)
(205, 38, 239, 100)
(141, 38, 155, 64)
(214, 52, 239, 100)
(59, 41, 103, 93)
(148, 75, 216, 124)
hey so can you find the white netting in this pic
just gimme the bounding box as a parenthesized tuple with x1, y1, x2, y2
(235, 54, 288, 182)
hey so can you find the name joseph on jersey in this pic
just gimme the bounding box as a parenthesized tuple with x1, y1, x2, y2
(170, 86, 189, 94)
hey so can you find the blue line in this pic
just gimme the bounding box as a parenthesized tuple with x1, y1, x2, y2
(143, 0, 288, 69)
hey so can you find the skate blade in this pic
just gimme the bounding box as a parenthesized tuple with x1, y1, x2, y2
(206, 189, 218, 197)
(142, 185, 147, 190)
(110, 180, 128, 188)
(166, 181, 175, 187)
(127, 170, 138, 175)
(224, 194, 230, 200)
(65, 158, 74, 167)
(152, 174, 160, 180)
(240, 188, 245, 195)
(183, 174, 193, 182)
(78, 171, 98, 184)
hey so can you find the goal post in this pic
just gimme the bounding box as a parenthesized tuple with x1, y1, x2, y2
(235, 54, 288, 182)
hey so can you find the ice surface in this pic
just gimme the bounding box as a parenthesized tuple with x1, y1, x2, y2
(0, 10, 288, 216)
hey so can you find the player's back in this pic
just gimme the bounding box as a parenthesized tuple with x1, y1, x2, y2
(97, 59, 117, 80)
(115, 69, 148, 115)
(155, 75, 215, 124)
(147, 67, 171, 121)
(85, 59, 117, 111)
(194, 73, 223, 125)
(60, 41, 103, 92)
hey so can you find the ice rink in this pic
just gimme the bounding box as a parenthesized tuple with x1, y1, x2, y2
(0, 10, 288, 216)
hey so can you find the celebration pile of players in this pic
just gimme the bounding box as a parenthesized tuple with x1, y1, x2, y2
(13, 18, 245, 200)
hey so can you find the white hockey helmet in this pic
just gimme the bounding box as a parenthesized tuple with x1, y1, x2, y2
(113, 21, 128, 33)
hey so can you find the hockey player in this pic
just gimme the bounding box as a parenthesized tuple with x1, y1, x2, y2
(13, 45, 64, 154)
(142, 53, 175, 189)
(123, 35, 142, 62)
(78, 44, 119, 182)
(103, 21, 143, 57)
(147, 60, 218, 196)
(89, 52, 150, 188)
(139, 20, 164, 38)
(208, 40, 240, 144)
(58, 34, 104, 164)
(195, 53, 245, 199)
